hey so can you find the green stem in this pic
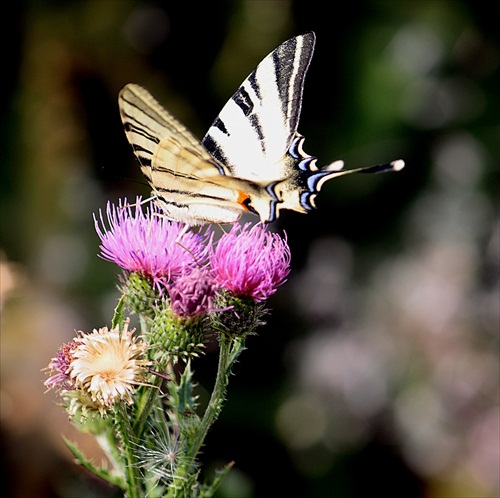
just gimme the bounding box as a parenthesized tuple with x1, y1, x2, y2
(187, 334, 244, 460)
(133, 374, 163, 437)
(132, 313, 164, 437)
(164, 335, 245, 496)
(115, 404, 142, 498)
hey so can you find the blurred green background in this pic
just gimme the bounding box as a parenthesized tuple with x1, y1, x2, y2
(1, 1, 498, 497)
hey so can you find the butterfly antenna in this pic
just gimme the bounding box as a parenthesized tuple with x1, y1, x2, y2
(324, 159, 405, 176)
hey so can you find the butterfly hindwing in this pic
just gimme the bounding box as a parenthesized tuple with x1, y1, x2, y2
(119, 84, 265, 224)
(119, 84, 227, 177)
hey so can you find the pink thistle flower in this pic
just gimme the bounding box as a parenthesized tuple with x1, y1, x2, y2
(210, 223, 291, 302)
(44, 341, 78, 392)
(94, 199, 212, 289)
(168, 267, 217, 319)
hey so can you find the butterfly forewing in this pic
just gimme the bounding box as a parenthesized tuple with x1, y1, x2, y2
(202, 32, 316, 182)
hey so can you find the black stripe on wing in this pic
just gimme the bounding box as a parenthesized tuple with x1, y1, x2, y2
(232, 86, 254, 116)
(274, 33, 315, 137)
(120, 94, 164, 168)
(272, 37, 295, 120)
(230, 86, 266, 155)
(247, 70, 262, 101)
(121, 121, 157, 168)
(202, 133, 229, 167)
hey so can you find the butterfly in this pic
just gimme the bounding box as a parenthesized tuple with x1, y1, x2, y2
(118, 32, 404, 225)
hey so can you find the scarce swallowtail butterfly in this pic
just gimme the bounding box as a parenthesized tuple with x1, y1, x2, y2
(118, 32, 404, 225)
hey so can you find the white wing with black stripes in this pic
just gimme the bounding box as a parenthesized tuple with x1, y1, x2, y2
(118, 32, 404, 225)
(202, 32, 315, 182)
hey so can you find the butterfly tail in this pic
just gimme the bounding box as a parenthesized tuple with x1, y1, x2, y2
(271, 134, 405, 219)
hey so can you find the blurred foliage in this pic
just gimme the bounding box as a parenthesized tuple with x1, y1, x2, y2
(1, 1, 498, 497)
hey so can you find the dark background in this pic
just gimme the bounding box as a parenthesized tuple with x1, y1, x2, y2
(1, 1, 498, 497)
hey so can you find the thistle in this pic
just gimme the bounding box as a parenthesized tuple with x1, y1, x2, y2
(70, 321, 151, 411)
(45, 319, 151, 418)
(44, 199, 292, 497)
(94, 198, 212, 290)
(210, 222, 291, 302)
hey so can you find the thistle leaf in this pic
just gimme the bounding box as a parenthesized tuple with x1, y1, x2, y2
(62, 436, 125, 488)
(200, 461, 235, 498)
(177, 360, 199, 414)
(111, 294, 127, 330)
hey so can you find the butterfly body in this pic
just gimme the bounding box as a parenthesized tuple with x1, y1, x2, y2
(119, 32, 403, 225)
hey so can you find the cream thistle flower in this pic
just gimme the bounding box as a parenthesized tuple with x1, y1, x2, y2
(69, 320, 150, 410)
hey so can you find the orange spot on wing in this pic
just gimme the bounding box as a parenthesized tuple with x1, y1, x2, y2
(237, 190, 250, 210)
